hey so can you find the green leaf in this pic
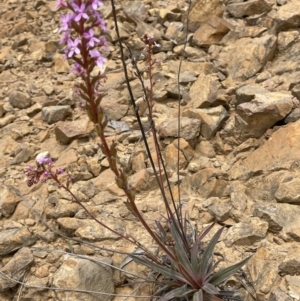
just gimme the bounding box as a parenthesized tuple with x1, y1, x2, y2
(170, 222, 194, 277)
(130, 255, 190, 285)
(199, 227, 224, 278)
(193, 289, 203, 301)
(157, 285, 190, 301)
(209, 255, 252, 286)
(202, 283, 219, 295)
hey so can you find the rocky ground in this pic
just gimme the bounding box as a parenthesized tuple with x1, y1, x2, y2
(1, 0, 300, 300)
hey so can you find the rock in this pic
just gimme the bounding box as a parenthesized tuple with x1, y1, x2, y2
(0, 114, 15, 128)
(75, 218, 125, 242)
(53, 53, 70, 73)
(285, 108, 300, 123)
(92, 191, 117, 205)
(157, 117, 201, 140)
(227, 0, 271, 18)
(279, 245, 300, 276)
(128, 168, 150, 191)
(193, 16, 233, 47)
(0, 227, 37, 256)
(230, 182, 248, 212)
(206, 197, 231, 222)
(275, 178, 300, 204)
(0, 247, 34, 291)
(225, 217, 268, 247)
(269, 41, 300, 75)
(187, 0, 224, 32)
(269, 288, 293, 301)
(216, 34, 277, 81)
(184, 106, 229, 140)
(123, 1, 148, 21)
(277, 31, 299, 52)
(272, 0, 300, 31)
(284, 275, 300, 299)
(188, 74, 221, 109)
(183, 168, 228, 198)
(236, 85, 268, 105)
(164, 143, 187, 171)
(229, 119, 300, 179)
(9, 91, 32, 109)
(253, 203, 300, 233)
(11, 143, 38, 165)
(55, 118, 93, 144)
(53, 256, 114, 301)
(42, 105, 72, 125)
(0, 185, 20, 217)
(235, 92, 294, 139)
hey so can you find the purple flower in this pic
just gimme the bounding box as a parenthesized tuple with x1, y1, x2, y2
(59, 13, 73, 33)
(71, 62, 87, 76)
(98, 36, 109, 50)
(67, 38, 81, 57)
(93, 11, 107, 32)
(60, 29, 70, 44)
(83, 28, 100, 47)
(55, 0, 67, 9)
(89, 49, 107, 68)
(91, 0, 103, 10)
(37, 156, 53, 166)
(72, 3, 88, 22)
(56, 168, 65, 175)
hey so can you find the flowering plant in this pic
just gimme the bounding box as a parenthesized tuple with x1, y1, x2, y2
(24, 0, 252, 300)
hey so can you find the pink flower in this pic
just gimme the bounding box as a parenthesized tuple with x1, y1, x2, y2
(59, 13, 73, 33)
(83, 28, 100, 47)
(55, 0, 67, 10)
(72, 3, 89, 22)
(67, 38, 81, 57)
(89, 49, 107, 68)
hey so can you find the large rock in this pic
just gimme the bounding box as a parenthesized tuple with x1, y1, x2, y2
(227, 0, 271, 18)
(253, 203, 300, 233)
(9, 91, 32, 109)
(216, 34, 277, 81)
(55, 118, 93, 144)
(275, 178, 300, 204)
(269, 41, 300, 76)
(42, 105, 72, 124)
(236, 85, 268, 105)
(0, 248, 33, 291)
(272, 0, 300, 31)
(235, 92, 294, 139)
(182, 168, 228, 198)
(0, 227, 37, 256)
(193, 16, 233, 47)
(53, 257, 114, 301)
(225, 217, 268, 247)
(279, 245, 300, 276)
(230, 119, 300, 179)
(188, 74, 220, 109)
(183, 106, 229, 140)
(186, 0, 223, 32)
(0, 185, 20, 217)
(157, 117, 201, 140)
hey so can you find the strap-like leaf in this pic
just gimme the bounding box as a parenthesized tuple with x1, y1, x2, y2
(209, 256, 252, 285)
(130, 254, 190, 285)
(170, 222, 195, 277)
(202, 283, 219, 295)
(158, 285, 194, 301)
(193, 289, 203, 301)
(199, 227, 224, 278)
